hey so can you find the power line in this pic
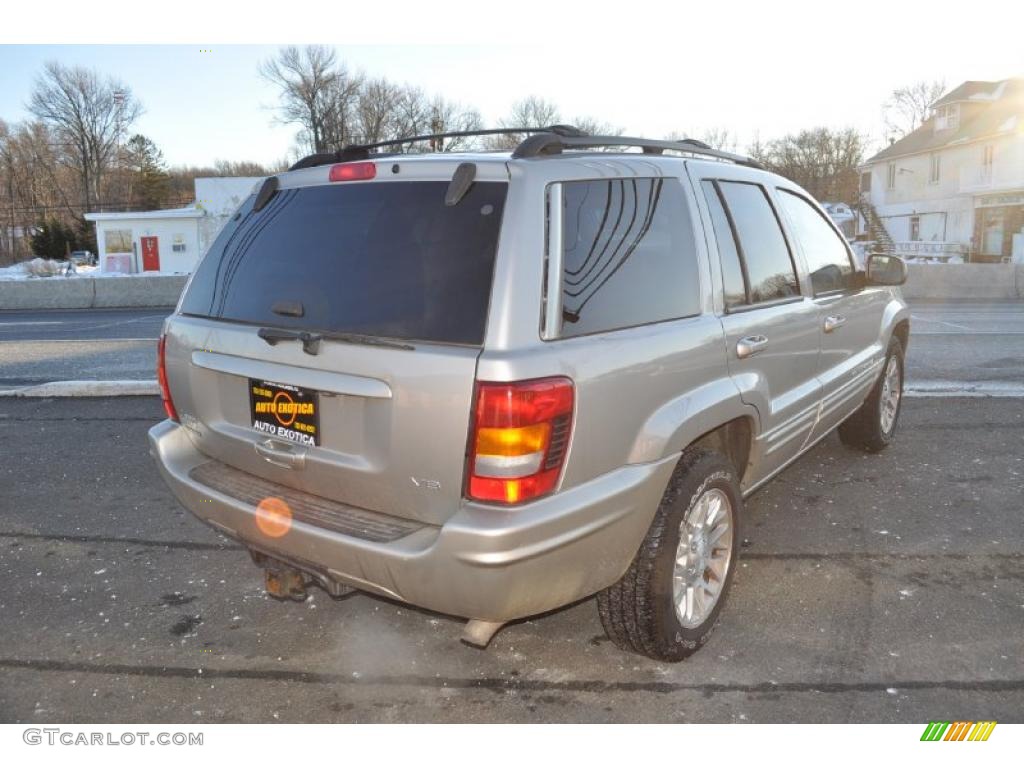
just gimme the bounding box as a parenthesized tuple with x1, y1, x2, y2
(0, 198, 194, 216)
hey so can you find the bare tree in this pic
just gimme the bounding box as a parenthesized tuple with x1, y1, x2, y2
(884, 80, 947, 139)
(355, 77, 407, 145)
(322, 71, 364, 150)
(0, 120, 15, 261)
(506, 96, 562, 129)
(27, 61, 141, 213)
(570, 116, 623, 138)
(486, 96, 563, 149)
(746, 131, 767, 162)
(422, 96, 483, 151)
(260, 45, 362, 152)
(755, 127, 866, 204)
(385, 85, 431, 145)
(698, 127, 738, 152)
(669, 127, 739, 151)
(487, 96, 621, 149)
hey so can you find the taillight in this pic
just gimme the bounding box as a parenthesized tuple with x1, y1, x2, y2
(328, 162, 376, 182)
(156, 334, 179, 422)
(467, 377, 574, 504)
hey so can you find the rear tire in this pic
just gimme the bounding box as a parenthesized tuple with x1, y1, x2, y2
(838, 336, 904, 453)
(597, 447, 742, 662)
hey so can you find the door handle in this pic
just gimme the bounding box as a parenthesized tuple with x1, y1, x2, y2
(254, 439, 307, 470)
(736, 335, 769, 359)
(824, 314, 847, 333)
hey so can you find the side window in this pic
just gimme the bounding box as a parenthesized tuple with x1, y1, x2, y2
(717, 181, 800, 304)
(700, 180, 747, 309)
(558, 178, 700, 337)
(776, 190, 856, 295)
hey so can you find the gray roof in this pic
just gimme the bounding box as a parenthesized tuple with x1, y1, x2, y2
(866, 78, 1023, 164)
(930, 80, 1002, 108)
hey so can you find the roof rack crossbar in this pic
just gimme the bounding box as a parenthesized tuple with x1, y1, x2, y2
(511, 133, 764, 169)
(288, 125, 586, 171)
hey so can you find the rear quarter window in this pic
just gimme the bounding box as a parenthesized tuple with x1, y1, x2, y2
(558, 177, 701, 337)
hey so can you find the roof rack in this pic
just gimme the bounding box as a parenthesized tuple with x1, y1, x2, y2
(289, 125, 587, 171)
(288, 126, 764, 171)
(511, 133, 764, 169)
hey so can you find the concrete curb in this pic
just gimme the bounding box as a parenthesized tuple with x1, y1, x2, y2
(0, 380, 159, 397)
(2, 378, 1021, 399)
(904, 380, 1024, 398)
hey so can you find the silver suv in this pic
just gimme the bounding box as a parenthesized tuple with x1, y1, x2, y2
(150, 128, 910, 661)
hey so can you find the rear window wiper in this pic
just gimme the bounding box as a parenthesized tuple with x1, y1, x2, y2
(257, 326, 414, 355)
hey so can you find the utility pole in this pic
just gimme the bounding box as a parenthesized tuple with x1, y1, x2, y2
(109, 89, 127, 214)
(4, 149, 16, 263)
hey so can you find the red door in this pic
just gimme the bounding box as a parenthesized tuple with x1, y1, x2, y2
(141, 236, 160, 271)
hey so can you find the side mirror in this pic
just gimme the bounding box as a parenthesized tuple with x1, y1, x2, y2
(865, 253, 908, 286)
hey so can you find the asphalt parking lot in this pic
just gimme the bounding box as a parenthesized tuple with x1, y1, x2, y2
(1, 393, 1021, 723)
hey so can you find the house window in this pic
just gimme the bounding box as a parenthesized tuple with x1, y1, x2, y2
(860, 171, 871, 194)
(935, 104, 960, 131)
(929, 153, 941, 184)
(887, 163, 896, 190)
(910, 216, 921, 242)
(982, 145, 994, 176)
(104, 229, 133, 254)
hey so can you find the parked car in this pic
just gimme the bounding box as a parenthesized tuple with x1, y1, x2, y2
(150, 128, 910, 661)
(69, 250, 96, 266)
(821, 201, 858, 239)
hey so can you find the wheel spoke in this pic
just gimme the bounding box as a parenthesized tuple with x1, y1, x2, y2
(705, 495, 722, 527)
(702, 574, 720, 600)
(708, 521, 729, 545)
(692, 494, 710, 527)
(672, 487, 735, 629)
(707, 557, 726, 583)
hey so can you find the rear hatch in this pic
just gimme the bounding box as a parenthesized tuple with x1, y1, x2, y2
(164, 161, 509, 526)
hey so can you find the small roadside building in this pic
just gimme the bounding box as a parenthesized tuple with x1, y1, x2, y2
(85, 176, 262, 274)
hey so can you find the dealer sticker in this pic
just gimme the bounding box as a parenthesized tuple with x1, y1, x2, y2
(248, 379, 320, 447)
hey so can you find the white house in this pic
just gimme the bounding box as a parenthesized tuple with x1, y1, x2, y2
(85, 176, 262, 274)
(860, 78, 1024, 263)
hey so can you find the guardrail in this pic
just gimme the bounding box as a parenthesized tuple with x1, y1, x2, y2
(902, 263, 1024, 300)
(0, 275, 188, 310)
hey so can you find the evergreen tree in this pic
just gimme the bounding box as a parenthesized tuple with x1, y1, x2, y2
(126, 134, 170, 209)
(30, 217, 78, 260)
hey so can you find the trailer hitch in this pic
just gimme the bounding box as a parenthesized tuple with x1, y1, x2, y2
(261, 558, 310, 602)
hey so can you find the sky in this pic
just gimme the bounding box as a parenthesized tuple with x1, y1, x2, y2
(1, 32, 1021, 168)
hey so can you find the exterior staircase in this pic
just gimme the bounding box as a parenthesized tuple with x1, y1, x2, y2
(858, 196, 895, 254)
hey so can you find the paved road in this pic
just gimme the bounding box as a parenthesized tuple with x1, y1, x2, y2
(905, 302, 1024, 394)
(1, 302, 1023, 392)
(0, 396, 1021, 723)
(0, 308, 168, 387)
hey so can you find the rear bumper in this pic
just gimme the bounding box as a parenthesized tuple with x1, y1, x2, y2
(149, 419, 677, 622)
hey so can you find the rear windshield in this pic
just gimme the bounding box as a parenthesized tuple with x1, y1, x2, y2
(179, 180, 508, 345)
